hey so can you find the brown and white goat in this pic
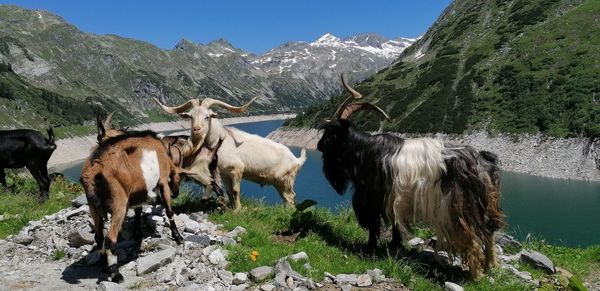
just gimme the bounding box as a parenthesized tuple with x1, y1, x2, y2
(317, 73, 503, 279)
(153, 97, 307, 210)
(80, 130, 184, 282)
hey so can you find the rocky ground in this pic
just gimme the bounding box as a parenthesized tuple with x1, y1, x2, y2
(0, 195, 588, 291)
(267, 128, 600, 182)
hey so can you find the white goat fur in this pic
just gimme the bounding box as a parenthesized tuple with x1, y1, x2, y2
(203, 121, 306, 209)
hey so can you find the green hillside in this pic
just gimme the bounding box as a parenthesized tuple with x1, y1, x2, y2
(288, 0, 600, 138)
(0, 62, 133, 136)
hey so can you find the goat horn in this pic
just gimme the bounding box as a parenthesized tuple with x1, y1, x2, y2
(333, 73, 362, 118)
(153, 97, 200, 114)
(200, 97, 257, 113)
(340, 102, 390, 121)
(102, 111, 115, 129)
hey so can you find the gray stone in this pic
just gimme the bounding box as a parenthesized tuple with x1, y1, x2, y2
(366, 268, 385, 283)
(260, 284, 275, 291)
(68, 229, 95, 248)
(71, 194, 88, 208)
(208, 248, 228, 268)
(218, 270, 233, 285)
(408, 237, 425, 248)
(286, 276, 294, 288)
(274, 271, 287, 287)
(184, 220, 201, 234)
(0, 214, 4, 221)
(189, 212, 205, 223)
(444, 281, 464, 291)
(520, 250, 556, 273)
(275, 260, 307, 282)
(303, 263, 313, 270)
(136, 246, 176, 275)
(184, 234, 211, 247)
(495, 232, 522, 250)
(341, 284, 352, 291)
(226, 226, 247, 238)
(178, 283, 201, 291)
(221, 236, 237, 246)
(232, 272, 248, 285)
(335, 274, 358, 286)
(230, 283, 249, 291)
(288, 251, 308, 262)
(97, 281, 124, 291)
(13, 234, 34, 245)
(65, 205, 89, 219)
(357, 274, 372, 287)
(156, 266, 175, 283)
(249, 266, 274, 282)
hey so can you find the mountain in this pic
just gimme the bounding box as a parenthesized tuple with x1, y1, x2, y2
(251, 33, 414, 99)
(0, 5, 414, 130)
(288, 0, 600, 138)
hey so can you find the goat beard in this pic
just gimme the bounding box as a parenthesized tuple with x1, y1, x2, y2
(321, 151, 350, 195)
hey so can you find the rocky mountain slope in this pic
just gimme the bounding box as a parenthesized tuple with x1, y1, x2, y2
(0, 5, 413, 130)
(288, 0, 600, 139)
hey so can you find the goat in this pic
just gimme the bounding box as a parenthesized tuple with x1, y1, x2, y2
(80, 130, 185, 282)
(0, 127, 56, 201)
(317, 73, 504, 279)
(154, 97, 307, 210)
(95, 113, 224, 198)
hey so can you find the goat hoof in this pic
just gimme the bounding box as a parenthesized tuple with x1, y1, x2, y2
(110, 272, 124, 283)
(173, 234, 184, 245)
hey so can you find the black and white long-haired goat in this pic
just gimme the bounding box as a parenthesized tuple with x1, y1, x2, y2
(317, 74, 504, 279)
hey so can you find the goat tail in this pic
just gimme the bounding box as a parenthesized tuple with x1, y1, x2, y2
(297, 148, 307, 166)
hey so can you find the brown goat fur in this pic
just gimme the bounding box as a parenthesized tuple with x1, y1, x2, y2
(80, 131, 184, 282)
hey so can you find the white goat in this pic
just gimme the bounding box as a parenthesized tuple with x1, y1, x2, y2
(153, 97, 306, 209)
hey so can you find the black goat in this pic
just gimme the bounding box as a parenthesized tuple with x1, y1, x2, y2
(0, 128, 56, 201)
(317, 74, 503, 279)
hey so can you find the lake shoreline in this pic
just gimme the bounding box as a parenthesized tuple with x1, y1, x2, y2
(267, 127, 600, 182)
(48, 113, 295, 170)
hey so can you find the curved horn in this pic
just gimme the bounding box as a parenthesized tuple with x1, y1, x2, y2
(153, 97, 200, 114)
(333, 73, 363, 118)
(340, 102, 390, 121)
(201, 97, 257, 113)
(102, 111, 115, 129)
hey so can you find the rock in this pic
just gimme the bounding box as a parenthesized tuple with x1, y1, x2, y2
(444, 281, 464, 291)
(303, 263, 313, 270)
(156, 266, 175, 283)
(341, 285, 352, 291)
(184, 235, 211, 247)
(249, 266, 274, 282)
(275, 260, 307, 282)
(233, 272, 248, 285)
(218, 270, 233, 285)
(189, 212, 204, 223)
(260, 284, 275, 291)
(226, 226, 247, 238)
(71, 194, 88, 208)
(0, 214, 4, 221)
(335, 274, 358, 286)
(65, 205, 89, 219)
(97, 281, 124, 291)
(366, 268, 385, 283)
(495, 232, 522, 250)
(357, 274, 372, 287)
(175, 214, 189, 227)
(13, 234, 34, 245)
(184, 220, 201, 234)
(520, 250, 556, 273)
(136, 246, 176, 275)
(68, 229, 94, 248)
(289, 251, 309, 262)
(208, 248, 228, 268)
(221, 236, 237, 246)
(286, 276, 294, 287)
(274, 271, 287, 287)
(408, 237, 425, 248)
(230, 283, 249, 291)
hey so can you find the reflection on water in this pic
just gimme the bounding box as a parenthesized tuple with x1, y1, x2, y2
(60, 119, 600, 247)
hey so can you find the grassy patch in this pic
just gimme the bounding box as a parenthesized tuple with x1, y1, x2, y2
(0, 172, 82, 238)
(209, 199, 536, 290)
(51, 248, 66, 261)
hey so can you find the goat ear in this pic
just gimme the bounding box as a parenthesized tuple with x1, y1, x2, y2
(210, 112, 218, 119)
(178, 112, 192, 119)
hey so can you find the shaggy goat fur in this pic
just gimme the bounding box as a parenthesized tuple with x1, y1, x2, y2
(80, 131, 184, 283)
(317, 73, 504, 279)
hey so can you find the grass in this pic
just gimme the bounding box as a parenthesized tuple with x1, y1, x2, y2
(51, 248, 66, 261)
(204, 196, 599, 290)
(0, 172, 82, 238)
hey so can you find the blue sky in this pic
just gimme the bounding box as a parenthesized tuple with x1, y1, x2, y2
(0, 0, 452, 54)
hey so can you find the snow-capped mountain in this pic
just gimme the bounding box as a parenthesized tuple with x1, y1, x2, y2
(249, 33, 415, 99)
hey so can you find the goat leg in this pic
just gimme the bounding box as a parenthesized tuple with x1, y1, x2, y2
(0, 168, 6, 188)
(26, 164, 49, 202)
(160, 182, 183, 244)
